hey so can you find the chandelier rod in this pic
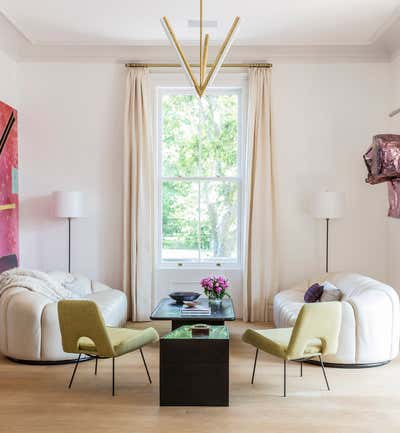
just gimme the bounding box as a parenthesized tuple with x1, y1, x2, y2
(200, 0, 203, 85)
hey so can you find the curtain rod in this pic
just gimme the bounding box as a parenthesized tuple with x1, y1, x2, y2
(125, 62, 272, 68)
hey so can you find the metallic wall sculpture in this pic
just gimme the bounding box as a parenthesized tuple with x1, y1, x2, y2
(364, 134, 400, 218)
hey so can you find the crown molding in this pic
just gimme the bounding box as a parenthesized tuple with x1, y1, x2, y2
(369, 5, 400, 44)
(377, 13, 400, 55)
(390, 48, 400, 63)
(0, 12, 31, 60)
(0, 8, 399, 64)
(16, 43, 390, 64)
(21, 38, 394, 48)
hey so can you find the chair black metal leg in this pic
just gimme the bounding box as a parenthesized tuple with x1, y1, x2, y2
(94, 356, 98, 375)
(68, 354, 81, 389)
(112, 357, 115, 396)
(300, 361, 303, 377)
(251, 349, 259, 384)
(319, 355, 330, 391)
(139, 348, 152, 384)
(283, 360, 287, 397)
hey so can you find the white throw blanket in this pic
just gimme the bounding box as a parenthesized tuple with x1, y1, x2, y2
(0, 268, 79, 301)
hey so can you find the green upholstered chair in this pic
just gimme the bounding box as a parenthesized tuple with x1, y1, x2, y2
(242, 301, 342, 397)
(58, 300, 159, 396)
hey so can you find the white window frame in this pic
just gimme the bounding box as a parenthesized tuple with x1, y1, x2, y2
(154, 80, 246, 270)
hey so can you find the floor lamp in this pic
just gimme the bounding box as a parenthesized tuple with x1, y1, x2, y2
(312, 191, 344, 273)
(53, 191, 85, 273)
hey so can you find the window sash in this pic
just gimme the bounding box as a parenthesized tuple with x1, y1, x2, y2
(157, 87, 243, 268)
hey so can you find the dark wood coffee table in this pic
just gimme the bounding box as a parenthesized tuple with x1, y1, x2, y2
(160, 325, 229, 406)
(150, 297, 235, 330)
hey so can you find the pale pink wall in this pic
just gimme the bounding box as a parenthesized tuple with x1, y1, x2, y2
(18, 63, 125, 289)
(17, 61, 392, 302)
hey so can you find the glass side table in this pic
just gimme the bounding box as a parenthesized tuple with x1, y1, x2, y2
(150, 297, 235, 330)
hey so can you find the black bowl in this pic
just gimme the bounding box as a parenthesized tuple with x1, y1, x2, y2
(169, 292, 201, 304)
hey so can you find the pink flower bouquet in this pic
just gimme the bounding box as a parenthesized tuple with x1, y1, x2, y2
(200, 276, 230, 300)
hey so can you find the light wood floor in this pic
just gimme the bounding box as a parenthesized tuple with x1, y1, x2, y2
(0, 320, 399, 433)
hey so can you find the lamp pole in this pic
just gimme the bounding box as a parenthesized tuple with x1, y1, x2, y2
(68, 217, 71, 273)
(325, 218, 329, 273)
(312, 191, 344, 275)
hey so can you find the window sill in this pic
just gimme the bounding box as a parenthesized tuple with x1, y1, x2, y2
(157, 263, 243, 271)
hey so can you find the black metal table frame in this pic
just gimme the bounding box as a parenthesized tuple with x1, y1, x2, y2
(150, 297, 235, 330)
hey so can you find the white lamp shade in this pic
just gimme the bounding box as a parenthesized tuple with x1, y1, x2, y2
(312, 191, 344, 219)
(53, 191, 85, 218)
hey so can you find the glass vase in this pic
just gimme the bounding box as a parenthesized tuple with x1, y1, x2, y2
(209, 298, 222, 308)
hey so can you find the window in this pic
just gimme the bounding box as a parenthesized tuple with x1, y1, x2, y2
(157, 87, 243, 267)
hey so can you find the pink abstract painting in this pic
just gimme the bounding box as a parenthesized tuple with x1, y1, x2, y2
(0, 101, 18, 260)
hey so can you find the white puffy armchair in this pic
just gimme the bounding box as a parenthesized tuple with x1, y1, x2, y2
(273, 273, 400, 366)
(0, 272, 127, 363)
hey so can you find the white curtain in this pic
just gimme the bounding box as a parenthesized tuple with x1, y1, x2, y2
(243, 68, 278, 322)
(123, 68, 155, 321)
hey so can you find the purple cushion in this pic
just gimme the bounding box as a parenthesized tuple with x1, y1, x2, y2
(0, 254, 18, 274)
(304, 283, 324, 303)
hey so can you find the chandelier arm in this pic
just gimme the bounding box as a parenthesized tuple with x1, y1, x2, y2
(161, 16, 201, 94)
(201, 16, 241, 95)
(201, 34, 210, 82)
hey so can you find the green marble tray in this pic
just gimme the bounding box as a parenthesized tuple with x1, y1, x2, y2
(162, 325, 229, 340)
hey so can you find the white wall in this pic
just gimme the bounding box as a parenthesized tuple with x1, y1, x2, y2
(0, 50, 18, 107)
(273, 63, 390, 289)
(388, 55, 400, 290)
(17, 61, 391, 314)
(18, 63, 125, 288)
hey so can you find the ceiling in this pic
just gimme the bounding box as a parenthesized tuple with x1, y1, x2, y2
(0, 0, 400, 46)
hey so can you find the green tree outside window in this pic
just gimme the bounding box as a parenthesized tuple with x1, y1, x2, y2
(161, 90, 241, 263)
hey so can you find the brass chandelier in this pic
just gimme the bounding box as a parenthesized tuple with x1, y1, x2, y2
(161, 0, 240, 98)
